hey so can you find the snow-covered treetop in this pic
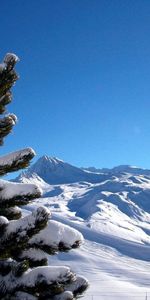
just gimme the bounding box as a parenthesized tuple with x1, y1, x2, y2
(0, 52, 19, 144)
(0, 53, 19, 73)
(4, 53, 19, 64)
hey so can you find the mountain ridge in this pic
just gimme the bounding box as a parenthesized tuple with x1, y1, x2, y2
(16, 155, 150, 185)
(16, 155, 111, 185)
(83, 164, 150, 176)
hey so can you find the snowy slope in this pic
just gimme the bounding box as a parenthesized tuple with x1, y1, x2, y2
(17, 159, 150, 245)
(15, 157, 150, 299)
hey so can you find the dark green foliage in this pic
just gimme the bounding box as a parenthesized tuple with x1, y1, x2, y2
(0, 207, 22, 220)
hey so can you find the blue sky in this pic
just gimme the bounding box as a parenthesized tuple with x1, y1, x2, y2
(1, 0, 150, 169)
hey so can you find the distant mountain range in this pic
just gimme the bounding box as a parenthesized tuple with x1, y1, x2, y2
(15, 155, 150, 245)
(16, 156, 110, 185)
(83, 164, 150, 176)
(16, 155, 150, 184)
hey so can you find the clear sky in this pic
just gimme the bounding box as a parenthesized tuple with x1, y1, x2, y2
(1, 0, 150, 169)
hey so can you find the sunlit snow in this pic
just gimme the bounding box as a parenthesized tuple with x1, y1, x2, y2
(17, 156, 150, 299)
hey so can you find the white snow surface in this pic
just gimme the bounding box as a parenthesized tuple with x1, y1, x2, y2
(16, 158, 150, 299)
(20, 266, 72, 285)
(0, 179, 42, 201)
(4, 266, 74, 293)
(14, 291, 37, 300)
(19, 248, 47, 262)
(30, 219, 83, 248)
(6, 206, 50, 237)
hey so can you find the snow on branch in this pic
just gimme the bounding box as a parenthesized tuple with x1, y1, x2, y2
(0, 216, 9, 235)
(29, 220, 84, 254)
(1, 266, 75, 298)
(0, 206, 22, 220)
(19, 248, 48, 267)
(53, 276, 89, 299)
(11, 291, 37, 300)
(54, 291, 74, 300)
(0, 53, 18, 75)
(0, 179, 42, 207)
(0, 53, 19, 73)
(0, 207, 50, 259)
(0, 53, 19, 120)
(0, 54, 19, 96)
(0, 148, 36, 175)
(0, 52, 88, 299)
(0, 92, 12, 114)
(3, 53, 19, 69)
(64, 275, 88, 296)
(0, 114, 17, 145)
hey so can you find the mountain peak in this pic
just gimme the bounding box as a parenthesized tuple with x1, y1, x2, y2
(18, 155, 109, 185)
(17, 155, 150, 186)
(39, 156, 64, 164)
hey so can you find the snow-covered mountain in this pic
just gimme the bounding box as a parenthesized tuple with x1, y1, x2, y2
(16, 156, 150, 244)
(16, 156, 110, 184)
(16, 156, 150, 299)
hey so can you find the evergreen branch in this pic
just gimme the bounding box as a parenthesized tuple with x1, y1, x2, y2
(0, 207, 49, 258)
(0, 179, 42, 207)
(0, 114, 17, 145)
(18, 248, 48, 268)
(0, 207, 22, 220)
(0, 53, 19, 113)
(0, 148, 35, 175)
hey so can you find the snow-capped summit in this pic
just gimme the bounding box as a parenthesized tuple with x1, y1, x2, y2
(18, 155, 109, 185)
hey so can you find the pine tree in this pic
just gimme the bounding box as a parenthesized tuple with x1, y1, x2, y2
(0, 53, 88, 300)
